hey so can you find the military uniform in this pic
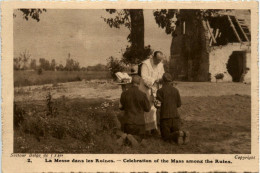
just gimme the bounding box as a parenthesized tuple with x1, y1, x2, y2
(120, 85, 151, 136)
(156, 74, 182, 142)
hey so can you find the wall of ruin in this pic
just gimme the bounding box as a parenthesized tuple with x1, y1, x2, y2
(209, 44, 251, 82)
(169, 14, 211, 81)
(244, 51, 251, 83)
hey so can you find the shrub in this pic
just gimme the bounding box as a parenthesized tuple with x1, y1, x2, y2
(37, 68, 43, 75)
(23, 79, 31, 86)
(14, 135, 29, 152)
(21, 115, 46, 141)
(48, 118, 66, 139)
(65, 56, 80, 71)
(22, 113, 66, 140)
(65, 117, 95, 143)
(75, 75, 81, 81)
(46, 92, 58, 117)
(14, 102, 25, 128)
(215, 73, 224, 80)
(107, 56, 127, 80)
(122, 45, 153, 64)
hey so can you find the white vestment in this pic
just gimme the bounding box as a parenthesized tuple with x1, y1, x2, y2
(140, 58, 164, 130)
(141, 58, 165, 89)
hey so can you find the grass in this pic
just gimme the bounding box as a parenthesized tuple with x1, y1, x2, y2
(14, 97, 121, 153)
(14, 94, 251, 154)
(14, 70, 112, 87)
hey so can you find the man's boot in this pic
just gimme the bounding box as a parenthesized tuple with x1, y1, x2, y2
(126, 134, 139, 147)
(176, 131, 184, 145)
(183, 131, 190, 145)
(151, 129, 160, 137)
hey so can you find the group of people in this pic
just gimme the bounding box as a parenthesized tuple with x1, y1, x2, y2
(120, 51, 189, 145)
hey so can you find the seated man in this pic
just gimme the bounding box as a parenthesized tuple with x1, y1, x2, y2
(120, 75, 151, 137)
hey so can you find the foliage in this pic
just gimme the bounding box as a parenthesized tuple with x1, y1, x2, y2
(14, 51, 57, 71)
(199, 9, 227, 19)
(14, 51, 108, 72)
(14, 57, 23, 70)
(50, 59, 56, 71)
(37, 68, 43, 75)
(16, 9, 47, 22)
(14, 57, 22, 70)
(104, 9, 150, 64)
(104, 9, 143, 45)
(14, 102, 25, 128)
(46, 92, 58, 117)
(103, 9, 131, 30)
(14, 50, 31, 70)
(14, 97, 100, 148)
(153, 9, 178, 36)
(153, 9, 225, 36)
(21, 112, 65, 141)
(56, 64, 65, 71)
(14, 83, 251, 153)
(87, 64, 108, 71)
(18, 94, 63, 141)
(21, 115, 45, 141)
(48, 118, 66, 139)
(38, 58, 58, 71)
(39, 58, 51, 70)
(30, 59, 37, 70)
(65, 54, 80, 71)
(107, 56, 127, 80)
(215, 73, 224, 80)
(122, 45, 153, 64)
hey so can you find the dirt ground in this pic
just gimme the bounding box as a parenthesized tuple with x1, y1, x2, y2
(14, 80, 250, 101)
(14, 80, 251, 154)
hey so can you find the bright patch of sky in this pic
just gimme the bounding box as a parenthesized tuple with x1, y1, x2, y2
(14, 9, 172, 66)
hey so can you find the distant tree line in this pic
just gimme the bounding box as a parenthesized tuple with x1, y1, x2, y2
(14, 51, 108, 71)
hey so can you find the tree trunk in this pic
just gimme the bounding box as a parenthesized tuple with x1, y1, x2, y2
(129, 9, 145, 53)
(196, 19, 210, 81)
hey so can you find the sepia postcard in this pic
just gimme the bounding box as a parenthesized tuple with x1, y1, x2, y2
(1, 1, 259, 172)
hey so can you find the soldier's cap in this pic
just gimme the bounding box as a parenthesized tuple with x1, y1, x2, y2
(132, 75, 141, 85)
(162, 73, 173, 82)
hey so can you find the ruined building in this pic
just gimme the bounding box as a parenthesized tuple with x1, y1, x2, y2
(169, 10, 251, 83)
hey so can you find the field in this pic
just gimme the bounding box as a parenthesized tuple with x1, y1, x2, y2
(14, 79, 251, 154)
(14, 70, 111, 87)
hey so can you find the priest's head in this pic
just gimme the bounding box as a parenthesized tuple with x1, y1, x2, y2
(153, 51, 164, 65)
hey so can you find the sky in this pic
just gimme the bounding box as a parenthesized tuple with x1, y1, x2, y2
(14, 9, 172, 67)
